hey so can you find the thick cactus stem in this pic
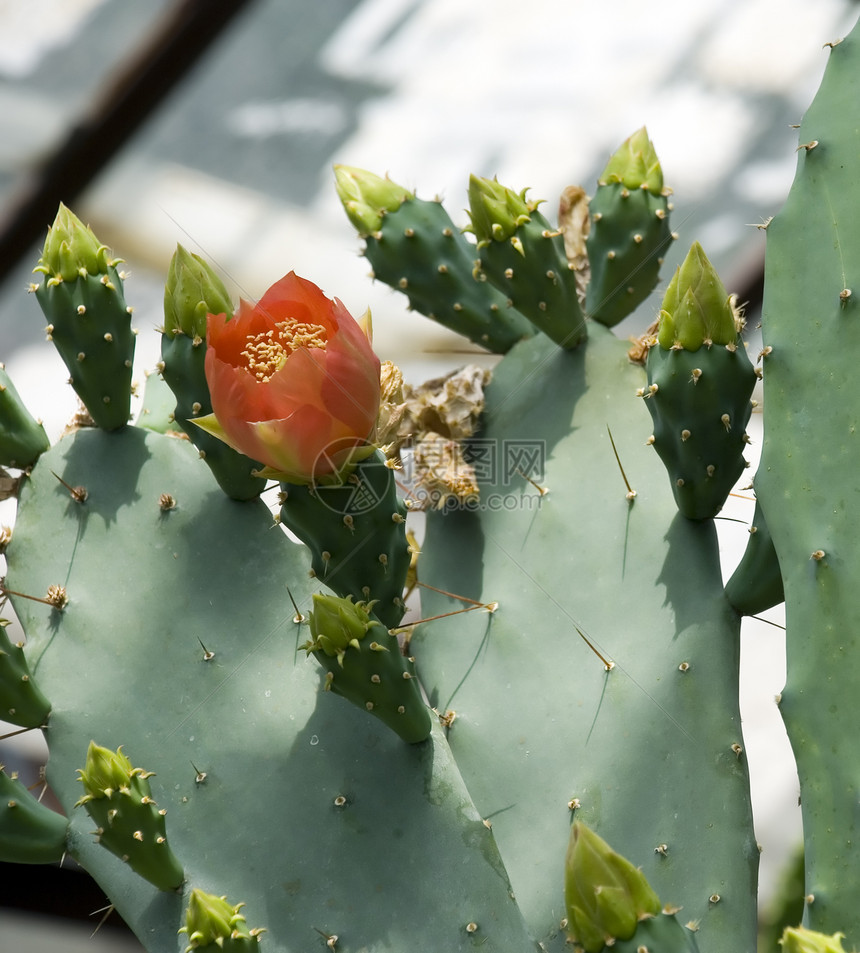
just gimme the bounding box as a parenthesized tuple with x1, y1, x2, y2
(468, 175, 587, 350)
(0, 617, 51, 727)
(754, 22, 860, 944)
(179, 888, 264, 951)
(279, 450, 410, 629)
(0, 366, 50, 469)
(0, 767, 68, 864)
(303, 593, 431, 744)
(76, 741, 184, 891)
(585, 127, 674, 327)
(335, 166, 533, 353)
(160, 245, 264, 501)
(32, 204, 135, 430)
(565, 821, 661, 952)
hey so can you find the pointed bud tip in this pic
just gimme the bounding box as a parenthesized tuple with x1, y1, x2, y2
(565, 822, 661, 952)
(334, 165, 413, 236)
(38, 204, 112, 282)
(656, 241, 735, 350)
(599, 126, 664, 195)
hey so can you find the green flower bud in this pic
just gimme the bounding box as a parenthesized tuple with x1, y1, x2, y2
(781, 926, 850, 953)
(34, 204, 113, 282)
(179, 888, 264, 951)
(598, 126, 664, 195)
(334, 165, 414, 236)
(163, 245, 234, 339)
(467, 174, 535, 246)
(76, 741, 137, 799)
(656, 241, 737, 351)
(304, 593, 380, 664)
(564, 822, 661, 953)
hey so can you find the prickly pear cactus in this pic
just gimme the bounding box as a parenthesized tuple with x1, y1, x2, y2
(753, 21, 860, 947)
(8, 14, 860, 952)
(4, 424, 538, 953)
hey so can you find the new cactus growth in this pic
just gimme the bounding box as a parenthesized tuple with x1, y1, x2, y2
(6, 14, 860, 953)
(160, 245, 264, 500)
(0, 766, 68, 864)
(467, 174, 587, 349)
(76, 742, 184, 891)
(780, 927, 851, 953)
(30, 204, 135, 430)
(0, 617, 51, 727)
(0, 366, 50, 468)
(564, 821, 661, 952)
(643, 241, 756, 519)
(334, 165, 534, 352)
(179, 889, 264, 951)
(585, 126, 674, 327)
(302, 592, 431, 743)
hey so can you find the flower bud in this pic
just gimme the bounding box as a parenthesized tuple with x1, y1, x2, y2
(657, 241, 737, 351)
(179, 888, 264, 951)
(334, 165, 413, 236)
(306, 593, 380, 663)
(781, 926, 849, 953)
(467, 175, 535, 245)
(77, 741, 136, 798)
(34, 204, 112, 282)
(565, 822, 661, 953)
(598, 126, 664, 195)
(163, 245, 233, 339)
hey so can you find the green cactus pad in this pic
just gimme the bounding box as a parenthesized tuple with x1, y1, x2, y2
(611, 912, 701, 952)
(469, 175, 587, 350)
(754, 20, 860, 945)
(585, 129, 674, 327)
(0, 617, 52, 727)
(343, 179, 534, 352)
(0, 366, 50, 469)
(643, 344, 756, 520)
(0, 766, 68, 864)
(32, 207, 135, 430)
(303, 593, 431, 744)
(5, 425, 538, 952)
(724, 500, 784, 616)
(413, 326, 757, 953)
(279, 451, 410, 629)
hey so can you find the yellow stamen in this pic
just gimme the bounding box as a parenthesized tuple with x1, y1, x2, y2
(240, 319, 328, 382)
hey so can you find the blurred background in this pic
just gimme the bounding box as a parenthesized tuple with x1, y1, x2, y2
(1, 0, 857, 949)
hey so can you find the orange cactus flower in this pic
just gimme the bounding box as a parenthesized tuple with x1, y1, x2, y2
(194, 272, 380, 484)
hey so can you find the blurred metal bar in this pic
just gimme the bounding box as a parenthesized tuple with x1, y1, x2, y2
(0, 0, 258, 283)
